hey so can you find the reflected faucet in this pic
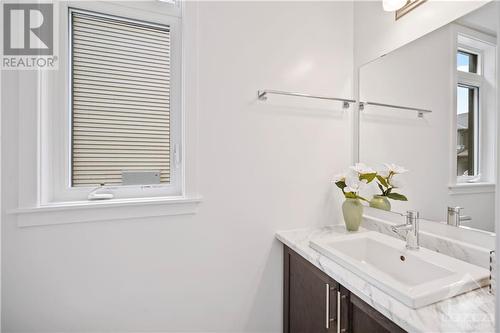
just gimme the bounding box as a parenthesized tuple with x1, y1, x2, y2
(391, 210, 420, 250)
(447, 206, 472, 227)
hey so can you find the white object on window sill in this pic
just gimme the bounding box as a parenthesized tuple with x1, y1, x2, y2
(87, 184, 114, 201)
(448, 182, 495, 195)
(457, 174, 482, 184)
(10, 196, 202, 228)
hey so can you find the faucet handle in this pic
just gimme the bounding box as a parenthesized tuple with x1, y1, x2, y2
(448, 206, 462, 214)
(447, 206, 463, 226)
(405, 210, 420, 250)
(405, 210, 419, 225)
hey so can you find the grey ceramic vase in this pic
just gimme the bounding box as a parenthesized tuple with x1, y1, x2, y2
(342, 198, 363, 231)
(369, 195, 391, 211)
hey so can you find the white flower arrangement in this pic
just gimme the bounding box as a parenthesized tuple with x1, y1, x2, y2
(333, 163, 408, 202)
(374, 163, 408, 202)
(333, 163, 377, 202)
(349, 162, 375, 175)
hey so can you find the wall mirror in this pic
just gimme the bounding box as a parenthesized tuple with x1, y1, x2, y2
(358, 2, 497, 233)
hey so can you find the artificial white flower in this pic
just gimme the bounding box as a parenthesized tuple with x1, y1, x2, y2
(377, 166, 389, 178)
(390, 174, 404, 188)
(332, 173, 346, 183)
(349, 162, 375, 174)
(378, 171, 389, 178)
(344, 171, 363, 193)
(383, 163, 408, 175)
(345, 186, 359, 193)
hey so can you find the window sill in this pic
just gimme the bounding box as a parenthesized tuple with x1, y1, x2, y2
(448, 182, 495, 195)
(10, 196, 202, 228)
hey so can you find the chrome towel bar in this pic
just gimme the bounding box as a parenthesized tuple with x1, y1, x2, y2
(257, 89, 433, 118)
(359, 101, 432, 118)
(257, 89, 355, 109)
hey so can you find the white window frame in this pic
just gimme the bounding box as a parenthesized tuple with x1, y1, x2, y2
(11, 0, 201, 227)
(456, 71, 481, 182)
(451, 24, 497, 187)
(457, 46, 483, 75)
(41, 1, 183, 203)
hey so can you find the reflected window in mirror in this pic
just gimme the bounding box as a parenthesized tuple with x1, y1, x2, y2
(455, 32, 496, 184)
(457, 50, 479, 74)
(456, 84, 479, 178)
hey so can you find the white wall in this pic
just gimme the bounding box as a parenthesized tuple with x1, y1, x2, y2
(354, 0, 490, 66)
(1, 1, 354, 332)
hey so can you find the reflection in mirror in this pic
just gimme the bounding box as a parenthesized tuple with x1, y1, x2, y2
(359, 2, 497, 233)
(456, 84, 478, 179)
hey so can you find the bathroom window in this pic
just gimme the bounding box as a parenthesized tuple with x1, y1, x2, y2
(456, 84, 479, 178)
(15, 1, 198, 225)
(70, 9, 176, 188)
(454, 30, 496, 185)
(457, 50, 479, 74)
(44, 4, 183, 202)
(456, 47, 481, 181)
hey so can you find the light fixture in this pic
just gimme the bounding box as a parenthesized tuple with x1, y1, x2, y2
(383, 0, 408, 12)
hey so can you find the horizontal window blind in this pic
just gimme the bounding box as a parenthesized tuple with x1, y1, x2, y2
(71, 10, 171, 187)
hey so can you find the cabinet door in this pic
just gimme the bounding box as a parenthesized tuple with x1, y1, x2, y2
(284, 246, 338, 333)
(348, 292, 406, 333)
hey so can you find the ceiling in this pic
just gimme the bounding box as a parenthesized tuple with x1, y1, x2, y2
(457, 2, 498, 36)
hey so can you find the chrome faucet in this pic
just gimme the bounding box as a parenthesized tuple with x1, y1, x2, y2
(391, 210, 420, 250)
(447, 206, 471, 227)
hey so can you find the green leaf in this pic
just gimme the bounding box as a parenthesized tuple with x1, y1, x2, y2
(357, 195, 369, 203)
(335, 181, 346, 190)
(360, 172, 377, 183)
(386, 187, 393, 195)
(387, 193, 408, 201)
(376, 175, 389, 188)
(377, 183, 386, 195)
(345, 192, 357, 199)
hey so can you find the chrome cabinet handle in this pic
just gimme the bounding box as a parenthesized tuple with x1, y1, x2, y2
(337, 290, 341, 333)
(339, 294, 348, 333)
(325, 284, 330, 329)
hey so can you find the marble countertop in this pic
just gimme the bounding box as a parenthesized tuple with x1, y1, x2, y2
(276, 226, 494, 333)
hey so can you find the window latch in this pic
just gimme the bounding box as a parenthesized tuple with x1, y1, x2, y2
(88, 184, 114, 201)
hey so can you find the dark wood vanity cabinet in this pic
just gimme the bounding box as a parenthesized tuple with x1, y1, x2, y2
(284, 246, 406, 333)
(284, 245, 339, 333)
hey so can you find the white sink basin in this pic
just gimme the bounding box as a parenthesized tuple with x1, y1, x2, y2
(310, 231, 489, 308)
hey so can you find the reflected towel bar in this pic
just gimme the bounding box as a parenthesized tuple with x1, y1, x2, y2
(257, 89, 355, 109)
(359, 101, 432, 118)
